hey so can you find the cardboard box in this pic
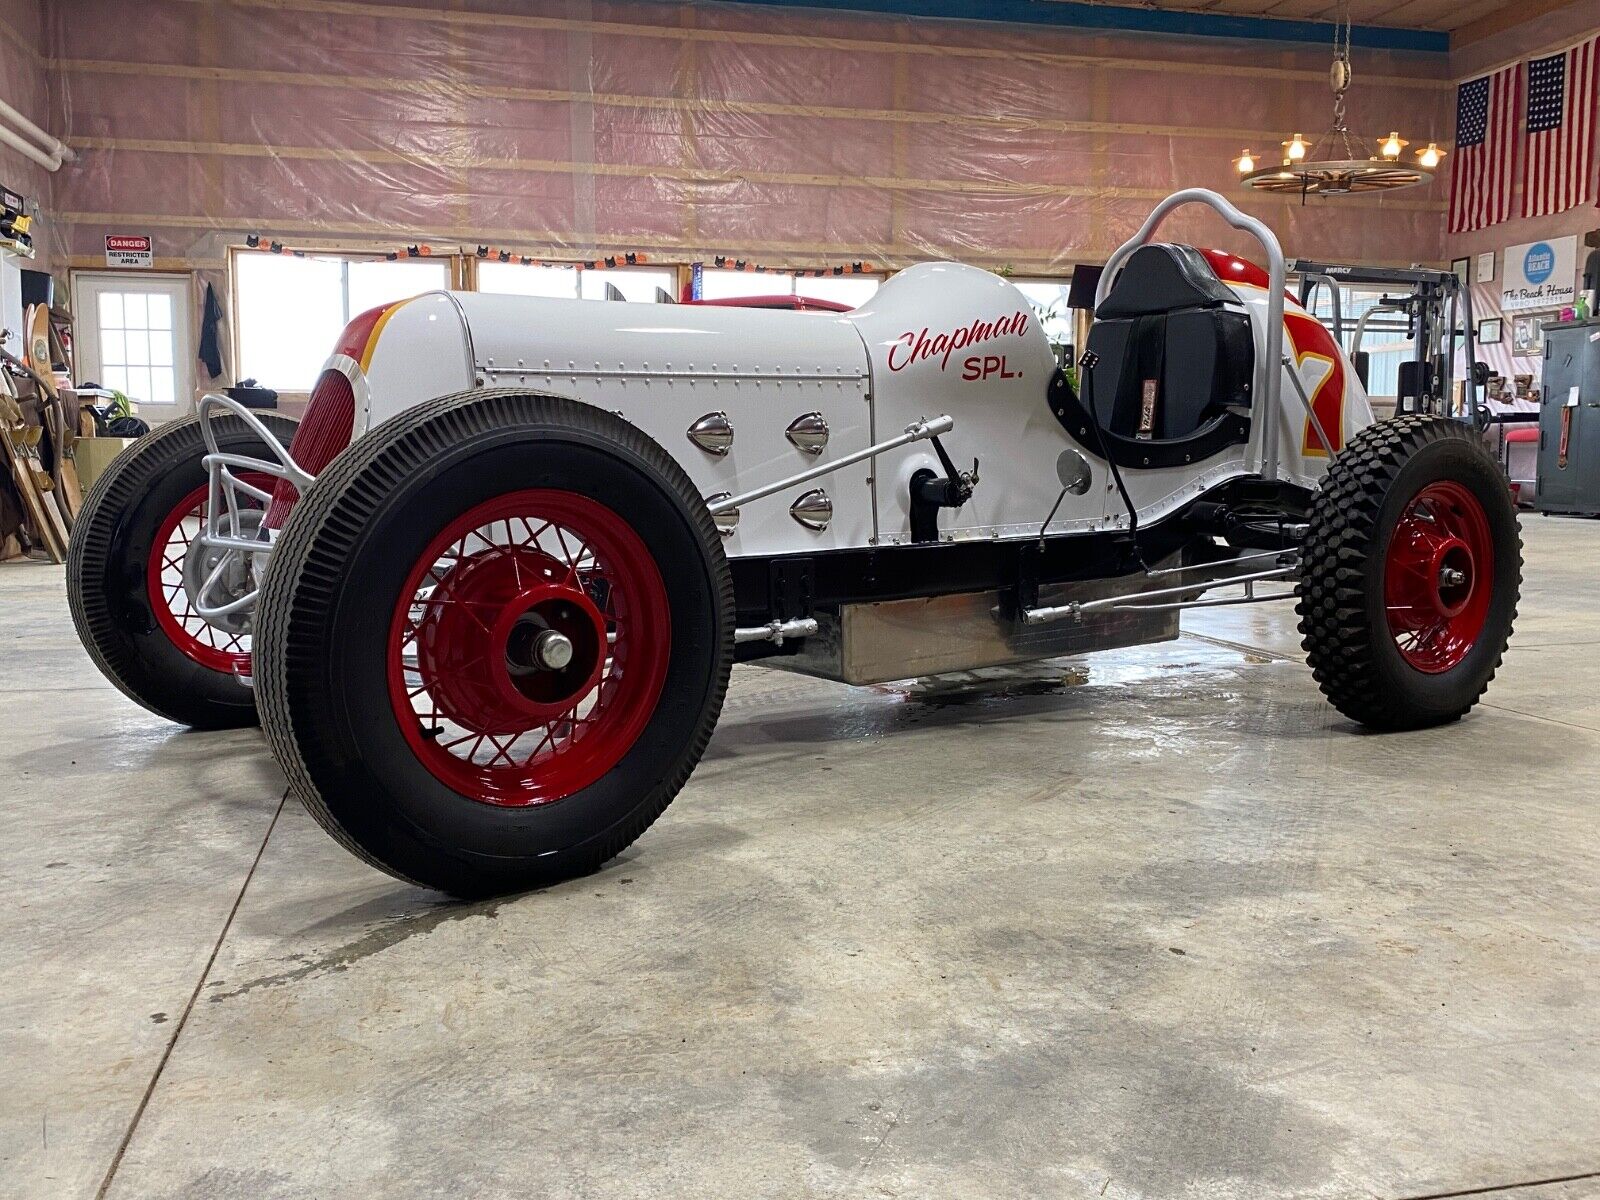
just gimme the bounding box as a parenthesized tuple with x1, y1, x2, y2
(73, 436, 138, 491)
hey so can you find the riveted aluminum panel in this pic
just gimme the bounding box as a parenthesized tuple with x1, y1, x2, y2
(455, 292, 874, 559)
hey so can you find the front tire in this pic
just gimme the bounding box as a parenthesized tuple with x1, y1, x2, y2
(255, 391, 734, 897)
(1298, 414, 1520, 730)
(66, 413, 296, 729)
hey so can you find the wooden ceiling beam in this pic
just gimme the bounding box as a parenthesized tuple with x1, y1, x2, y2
(1452, 0, 1580, 46)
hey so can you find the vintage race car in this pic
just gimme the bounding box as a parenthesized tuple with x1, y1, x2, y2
(68, 190, 1520, 896)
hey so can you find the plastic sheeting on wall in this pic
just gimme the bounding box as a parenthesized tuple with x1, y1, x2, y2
(31, 0, 1455, 279)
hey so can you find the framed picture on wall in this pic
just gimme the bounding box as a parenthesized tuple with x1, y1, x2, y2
(1511, 315, 1543, 355)
(1451, 257, 1470, 285)
(1476, 251, 1495, 283)
(1478, 317, 1503, 345)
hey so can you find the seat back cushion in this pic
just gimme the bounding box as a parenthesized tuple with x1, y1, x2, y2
(1095, 243, 1240, 320)
(1083, 306, 1254, 445)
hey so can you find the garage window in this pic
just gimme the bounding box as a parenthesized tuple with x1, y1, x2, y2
(1011, 279, 1075, 350)
(1306, 288, 1411, 400)
(699, 269, 881, 309)
(234, 252, 451, 391)
(477, 261, 677, 303)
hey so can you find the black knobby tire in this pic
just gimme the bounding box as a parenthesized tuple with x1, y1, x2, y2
(254, 390, 734, 897)
(1298, 414, 1520, 730)
(66, 412, 298, 729)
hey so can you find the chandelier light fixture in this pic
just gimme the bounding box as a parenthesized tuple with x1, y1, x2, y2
(1234, 1, 1442, 198)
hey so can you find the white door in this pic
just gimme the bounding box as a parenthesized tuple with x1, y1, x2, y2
(71, 272, 194, 422)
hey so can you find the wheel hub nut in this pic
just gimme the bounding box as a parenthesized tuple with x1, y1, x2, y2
(533, 629, 575, 671)
(1439, 566, 1467, 588)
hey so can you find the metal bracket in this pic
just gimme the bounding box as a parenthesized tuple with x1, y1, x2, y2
(768, 557, 814, 622)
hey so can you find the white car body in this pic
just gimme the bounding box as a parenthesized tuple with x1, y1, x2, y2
(355, 259, 1372, 560)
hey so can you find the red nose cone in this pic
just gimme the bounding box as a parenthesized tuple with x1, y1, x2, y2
(262, 368, 355, 529)
(335, 302, 396, 365)
(260, 302, 400, 529)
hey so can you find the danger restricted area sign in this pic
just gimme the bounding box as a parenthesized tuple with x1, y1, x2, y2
(105, 234, 152, 268)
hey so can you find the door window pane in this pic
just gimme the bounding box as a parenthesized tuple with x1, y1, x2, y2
(92, 287, 184, 407)
(125, 366, 151, 403)
(149, 366, 176, 406)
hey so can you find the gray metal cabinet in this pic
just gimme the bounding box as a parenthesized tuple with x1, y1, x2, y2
(1536, 319, 1600, 516)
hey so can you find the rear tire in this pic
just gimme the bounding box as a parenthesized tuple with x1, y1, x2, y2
(1298, 414, 1520, 730)
(255, 390, 734, 897)
(66, 413, 297, 729)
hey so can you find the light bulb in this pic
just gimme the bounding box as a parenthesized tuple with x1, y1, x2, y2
(1284, 134, 1308, 161)
(1380, 132, 1406, 159)
(1235, 150, 1255, 174)
(1417, 142, 1443, 169)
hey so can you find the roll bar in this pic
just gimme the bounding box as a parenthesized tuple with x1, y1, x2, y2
(1096, 188, 1287, 480)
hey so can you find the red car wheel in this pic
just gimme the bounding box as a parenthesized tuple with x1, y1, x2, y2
(256, 390, 732, 897)
(1382, 480, 1494, 674)
(389, 490, 672, 807)
(1299, 414, 1521, 730)
(67, 413, 298, 728)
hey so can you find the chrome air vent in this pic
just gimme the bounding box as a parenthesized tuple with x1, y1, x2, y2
(789, 489, 832, 531)
(687, 411, 734, 456)
(784, 411, 829, 455)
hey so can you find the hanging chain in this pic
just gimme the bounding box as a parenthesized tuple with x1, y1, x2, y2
(1330, 0, 1352, 132)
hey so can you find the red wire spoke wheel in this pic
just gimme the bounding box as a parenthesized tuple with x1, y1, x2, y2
(1300, 415, 1520, 730)
(389, 491, 671, 806)
(67, 411, 299, 729)
(256, 391, 732, 897)
(1382, 481, 1493, 674)
(146, 475, 271, 676)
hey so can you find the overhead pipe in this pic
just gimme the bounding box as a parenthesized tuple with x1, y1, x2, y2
(0, 96, 74, 171)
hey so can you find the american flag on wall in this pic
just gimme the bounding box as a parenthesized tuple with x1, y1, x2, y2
(1522, 36, 1599, 220)
(1449, 63, 1523, 234)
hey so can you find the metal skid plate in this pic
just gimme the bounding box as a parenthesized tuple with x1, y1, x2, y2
(773, 565, 1181, 686)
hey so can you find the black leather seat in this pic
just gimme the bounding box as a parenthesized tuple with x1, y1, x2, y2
(1061, 243, 1254, 466)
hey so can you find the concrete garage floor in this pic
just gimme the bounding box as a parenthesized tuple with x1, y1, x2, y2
(3, 516, 1598, 1200)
